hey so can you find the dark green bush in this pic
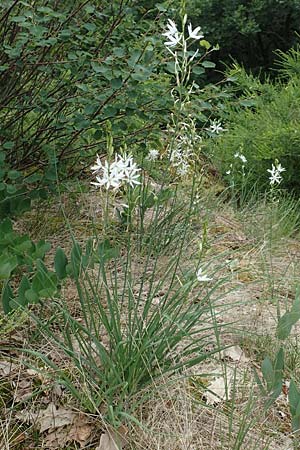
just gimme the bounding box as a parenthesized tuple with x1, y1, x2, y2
(207, 48, 300, 195)
(0, 0, 171, 216)
(186, 0, 300, 76)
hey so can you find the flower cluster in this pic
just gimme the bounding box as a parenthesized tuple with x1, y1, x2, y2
(167, 118, 202, 176)
(267, 162, 285, 185)
(91, 153, 141, 190)
(162, 18, 203, 49)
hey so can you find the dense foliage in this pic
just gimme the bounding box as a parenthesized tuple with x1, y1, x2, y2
(207, 48, 300, 195)
(186, 0, 300, 76)
(0, 0, 171, 216)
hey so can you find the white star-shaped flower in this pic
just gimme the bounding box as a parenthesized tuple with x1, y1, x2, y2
(188, 23, 204, 40)
(196, 268, 212, 282)
(90, 154, 102, 173)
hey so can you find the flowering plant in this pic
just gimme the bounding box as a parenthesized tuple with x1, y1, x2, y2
(90, 152, 141, 232)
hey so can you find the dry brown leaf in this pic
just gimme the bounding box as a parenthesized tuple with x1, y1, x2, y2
(0, 360, 17, 376)
(96, 425, 127, 450)
(15, 409, 39, 425)
(221, 345, 248, 363)
(14, 379, 33, 403)
(67, 413, 93, 448)
(38, 403, 76, 433)
(204, 368, 233, 405)
(43, 427, 69, 449)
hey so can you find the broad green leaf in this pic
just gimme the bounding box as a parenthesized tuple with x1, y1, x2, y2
(261, 356, 274, 392)
(201, 60, 216, 69)
(96, 240, 119, 263)
(54, 247, 68, 279)
(2, 282, 14, 314)
(25, 289, 39, 304)
(289, 380, 300, 416)
(17, 275, 31, 306)
(0, 255, 18, 279)
(200, 39, 211, 50)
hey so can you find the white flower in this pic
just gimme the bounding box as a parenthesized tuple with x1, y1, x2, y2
(187, 23, 204, 40)
(234, 152, 247, 164)
(125, 166, 141, 187)
(208, 120, 224, 134)
(164, 19, 178, 36)
(267, 162, 285, 186)
(162, 19, 181, 47)
(177, 161, 189, 176)
(90, 153, 140, 190)
(196, 268, 212, 282)
(276, 163, 286, 173)
(91, 161, 122, 189)
(146, 149, 160, 161)
(90, 154, 102, 173)
(269, 173, 282, 185)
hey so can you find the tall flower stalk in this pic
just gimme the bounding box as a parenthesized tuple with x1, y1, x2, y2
(162, 12, 216, 178)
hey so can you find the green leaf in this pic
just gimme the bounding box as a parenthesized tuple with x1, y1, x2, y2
(54, 247, 68, 279)
(32, 261, 58, 297)
(0, 255, 18, 279)
(96, 240, 119, 263)
(17, 275, 31, 306)
(2, 282, 14, 314)
(192, 66, 205, 75)
(0, 218, 13, 234)
(7, 170, 21, 180)
(33, 240, 51, 259)
(289, 380, 300, 417)
(70, 242, 82, 278)
(277, 294, 300, 340)
(6, 184, 17, 194)
(201, 60, 216, 69)
(25, 289, 39, 304)
(261, 356, 274, 392)
(274, 347, 284, 385)
(200, 39, 211, 50)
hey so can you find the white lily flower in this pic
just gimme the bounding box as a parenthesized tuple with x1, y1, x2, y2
(90, 154, 103, 173)
(188, 23, 204, 40)
(208, 120, 224, 134)
(196, 268, 212, 282)
(276, 163, 286, 173)
(162, 19, 182, 47)
(267, 162, 285, 185)
(163, 19, 178, 36)
(146, 149, 160, 161)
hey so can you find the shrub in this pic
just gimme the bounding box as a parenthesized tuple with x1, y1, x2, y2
(206, 50, 300, 196)
(0, 0, 171, 214)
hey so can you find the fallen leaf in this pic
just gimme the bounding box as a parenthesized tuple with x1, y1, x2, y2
(96, 425, 127, 450)
(0, 360, 17, 376)
(38, 403, 76, 433)
(67, 413, 93, 448)
(204, 368, 233, 405)
(221, 345, 248, 363)
(14, 379, 33, 403)
(15, 409, 39, 425)
(43, 427, 69, 449)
